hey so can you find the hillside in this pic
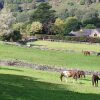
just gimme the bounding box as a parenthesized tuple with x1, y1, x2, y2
(0, 0, 100, 15)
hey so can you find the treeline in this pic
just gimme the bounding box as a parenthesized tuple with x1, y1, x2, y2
(79, 0, 100, 5)
(0, 2, 100, 42)
(59, 8, 100, 27)
(0, 0, 34, 4)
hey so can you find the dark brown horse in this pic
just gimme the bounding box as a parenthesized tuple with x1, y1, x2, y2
(97, 52, 100, 56)
(77, 70, 85, 78)
(60, 70, 85, 82)
(92, 74, 100, 87)
(83, 51, 91, 56)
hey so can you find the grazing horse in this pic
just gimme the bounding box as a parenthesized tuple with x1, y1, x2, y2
(77, 70, 85, 78)
(97, 52, 100, 56)
(83, 51, 91, 56)
(92, 74, 100, 87)
(60, 70, 84, 82)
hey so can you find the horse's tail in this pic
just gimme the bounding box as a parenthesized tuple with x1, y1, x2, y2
(60, 73, 64, 81)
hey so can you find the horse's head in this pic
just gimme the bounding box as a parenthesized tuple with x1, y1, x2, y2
(77, 70, 85, 78)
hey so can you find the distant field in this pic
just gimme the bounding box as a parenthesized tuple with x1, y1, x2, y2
(31, 40, 100, 52)
(0, 42, 100, 70)
(0, 66, 100, 100)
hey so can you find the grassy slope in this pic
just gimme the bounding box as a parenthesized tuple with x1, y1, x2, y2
(0, 66, 100, 100)
(31, 40, 100, 52)
(0, 42, 100, 70)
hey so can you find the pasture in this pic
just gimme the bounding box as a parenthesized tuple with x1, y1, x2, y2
(0, 41, 100, 70)
(30, 40, 100, 52)
(0, 66, 100, 100)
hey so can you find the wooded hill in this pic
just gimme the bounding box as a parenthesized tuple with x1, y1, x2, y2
(0, 0, 100, 42)
(0, 0, 100, 14)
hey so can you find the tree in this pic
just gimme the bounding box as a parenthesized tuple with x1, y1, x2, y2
(54, 18, 64, 26)
(64, 17, 79, 34)
(0, 7, 16, 41)
(82, 9, 99, 22)
(85, 0, 92, 5)
(47, 23, 59, 35)
(12, 22, 25, 31)
(48, 22, 65, 35)
(54, 18, 65, 36)
(82, 9, 99, 27)
(30, 21, 42, 34)
(80, 0, 85, 5)
(84, 24, 96, 29)
(31, 2, 56, 23)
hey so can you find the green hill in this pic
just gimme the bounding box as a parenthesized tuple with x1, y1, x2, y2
(0, 0, 100, 15)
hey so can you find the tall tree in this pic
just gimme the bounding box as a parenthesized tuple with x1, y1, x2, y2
(31, 2, 56, 23)
(64, 17, 79, 34)
(0, 7, 16, 41)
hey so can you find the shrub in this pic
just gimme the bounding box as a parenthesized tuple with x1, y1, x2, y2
(35, 34, 100, 43)
(11, 30, 22, 42)
(84, 24, 96, 29)
(80, 0, 85, 5)
(0, 30, 22, 42)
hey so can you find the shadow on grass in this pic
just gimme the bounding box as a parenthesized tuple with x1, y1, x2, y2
(0, 67, 23, 72)
(0, 74, 99, 100)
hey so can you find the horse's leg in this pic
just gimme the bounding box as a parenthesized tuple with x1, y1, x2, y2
(94, 80, 96, 87)
(60, 73, 64, 81)
(92, 78, 94, 86)
(72, 75, 77, 83)
(84, 74, 85, 78)
(80, 74, 82, 78)
(96, 79, 98, 87)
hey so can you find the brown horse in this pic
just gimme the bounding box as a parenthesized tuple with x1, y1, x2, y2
(83, 51, 91, 56)
(77, 70, 85, 78)
(92, 74, 100, 87)
(97, 52, 100, 56)
(60, 70, 85, 82)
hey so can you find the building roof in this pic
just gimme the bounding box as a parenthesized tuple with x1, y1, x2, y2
(68, 29, 100, 36)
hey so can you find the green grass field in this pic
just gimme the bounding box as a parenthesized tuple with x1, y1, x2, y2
(31, 40, 100, 52)
(0, 66, 100, 100)
(0, 41, 100, 70)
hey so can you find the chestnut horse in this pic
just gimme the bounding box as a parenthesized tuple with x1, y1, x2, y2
(60, 70, 85, 82)
(92, 74, 100, 87)
(83, 51, 91, 56)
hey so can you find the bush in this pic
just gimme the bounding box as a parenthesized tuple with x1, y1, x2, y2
(67, 2, 74, 6)
(35, 34, 100, 43)
(84, 24, 96, 29)
(80, 0, 85, 5)
(0, 30, 22, 42)
(11, 30, 22, 42)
